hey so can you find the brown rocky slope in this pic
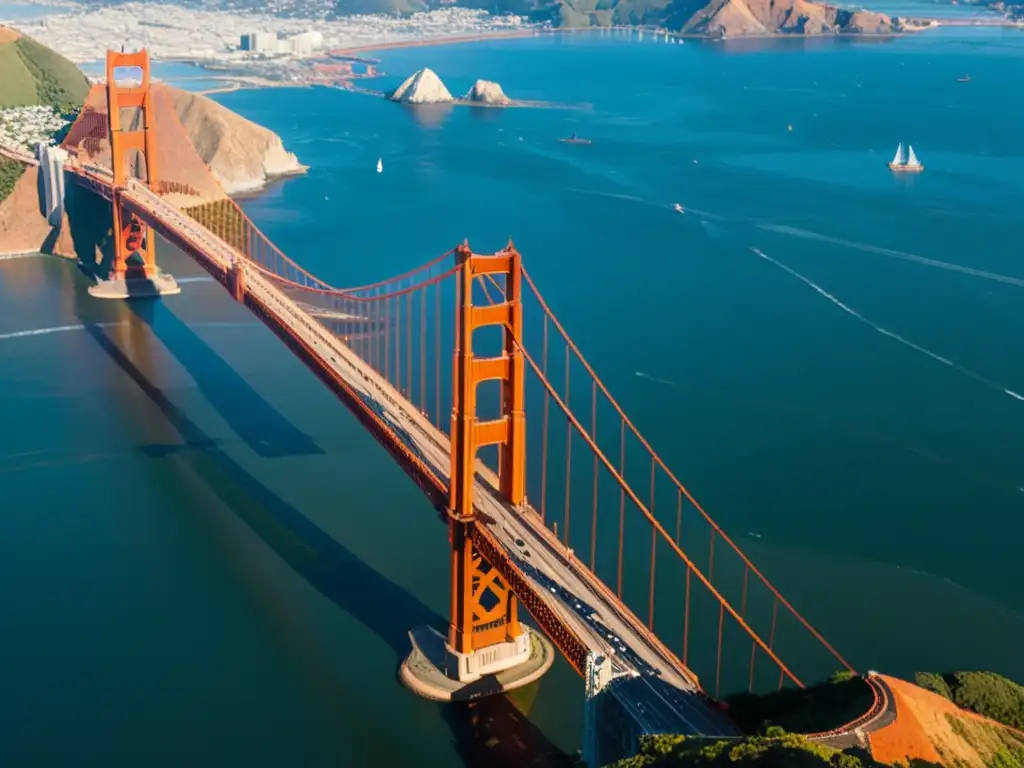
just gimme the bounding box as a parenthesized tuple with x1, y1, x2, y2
(64, 82, 306, 199)
(164, 86, 307, 194)
(0, 166, 75, 257)
(675, 0, 900, 37)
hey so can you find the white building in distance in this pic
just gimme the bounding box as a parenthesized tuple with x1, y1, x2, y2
(288, 31, 323, 55)
(240, 30, 322, 56)
(240, 31, 277, 53)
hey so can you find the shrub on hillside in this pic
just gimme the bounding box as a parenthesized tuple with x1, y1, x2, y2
(915, 672, 952, 701)
(916, 670, 1024, 731)
(609, 731, 890, 767)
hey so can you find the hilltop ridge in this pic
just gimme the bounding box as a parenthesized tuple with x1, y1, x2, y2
(509, 0, 901, 35)
(669, 0, 899, 36)
(0, 25, 89, 110)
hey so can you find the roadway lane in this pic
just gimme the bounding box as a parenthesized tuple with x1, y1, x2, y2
(111, 176, 738, 738)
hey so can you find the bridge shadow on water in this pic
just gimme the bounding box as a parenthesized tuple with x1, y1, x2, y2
(81, 317, 575, 768)
(65, 186, 322, 458)
(127, 299, 324, 459)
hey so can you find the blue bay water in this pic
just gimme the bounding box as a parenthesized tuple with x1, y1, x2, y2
(2, 20, 1024, 765)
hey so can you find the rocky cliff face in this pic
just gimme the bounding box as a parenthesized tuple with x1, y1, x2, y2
(465, 80, 511, 105)
(389, 68, 454, 104)
(679, 0, 898, 36)
(63, 82, 306, 199)
(475, 0, 902, 35)
(164, 87, 307, 194)
(0, 165, 75, 257)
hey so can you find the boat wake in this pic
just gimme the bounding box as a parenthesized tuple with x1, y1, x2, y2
(0, 321, 256, 343)
(670, 200, 1024, 288)
(749, 248, 1024, 403)
(635, 371, 676, 386)
(757, 224, 1024, 288)
(0, 323, 113, 341)
(566, 187, 646, 204)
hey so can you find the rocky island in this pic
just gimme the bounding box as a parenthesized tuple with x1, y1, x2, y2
(465, 79, 511, 106)
(389, 69, 520, 108)
(389, 68, 454, 104)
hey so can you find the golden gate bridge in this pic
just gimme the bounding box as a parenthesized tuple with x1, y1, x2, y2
(57, 48, 870, 766)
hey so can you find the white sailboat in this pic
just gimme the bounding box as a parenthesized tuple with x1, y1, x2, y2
(376, 157, 383, 173)
(888, 142, 924, 173)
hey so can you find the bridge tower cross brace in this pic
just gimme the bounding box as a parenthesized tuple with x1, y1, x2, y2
(446, 241, 529, 680)
(105, 49, 159, 282)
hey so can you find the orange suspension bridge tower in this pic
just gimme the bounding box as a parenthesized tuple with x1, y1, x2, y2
(88, 49, 180, 299)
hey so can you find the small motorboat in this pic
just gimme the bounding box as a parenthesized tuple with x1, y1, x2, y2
(559, 132, 592, 145)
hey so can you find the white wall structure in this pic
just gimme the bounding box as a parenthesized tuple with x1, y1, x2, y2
(37, 143, 68, 226)
(287, 31, 323, 55)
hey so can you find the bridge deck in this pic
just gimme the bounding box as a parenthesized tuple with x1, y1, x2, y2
(70, 167, 738, 738)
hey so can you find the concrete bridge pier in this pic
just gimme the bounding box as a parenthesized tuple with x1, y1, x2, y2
(37, 143, 67, 227)
(399, 622, 554, 703)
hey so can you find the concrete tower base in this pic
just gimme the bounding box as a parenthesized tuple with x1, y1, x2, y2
(88, 273, 181, 300)
(400, 625, 554, 702)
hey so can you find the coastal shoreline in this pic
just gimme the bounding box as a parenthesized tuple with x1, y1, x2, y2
(324, 23, 944, 58)
(179, 22, 946, 93)
(137, 14, 1024, 99)
(191, 24, 940, 97)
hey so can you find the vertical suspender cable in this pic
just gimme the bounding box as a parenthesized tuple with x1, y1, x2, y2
(540, 316, 549, 524)
(590, 379, 598, 570)
(563, 345, 572, 545)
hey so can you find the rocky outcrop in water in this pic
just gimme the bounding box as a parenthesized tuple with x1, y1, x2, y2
(465, 80, 510, 106)
(389, 68, 453, 104)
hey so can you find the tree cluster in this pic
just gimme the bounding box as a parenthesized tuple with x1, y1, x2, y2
(916, 671, 1024, 731)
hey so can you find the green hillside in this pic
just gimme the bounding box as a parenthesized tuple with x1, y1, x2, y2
(0, 29, 90, 111)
